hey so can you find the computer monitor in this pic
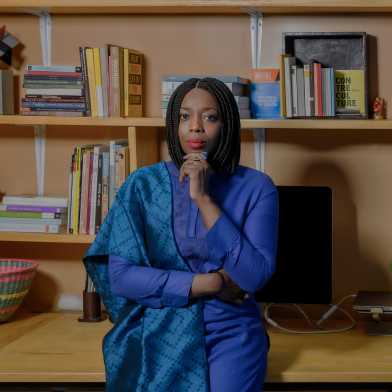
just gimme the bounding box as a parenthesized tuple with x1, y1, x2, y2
(255, 186, 333, 304)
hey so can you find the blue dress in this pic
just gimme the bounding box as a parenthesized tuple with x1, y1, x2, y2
(108, 161, 278, 392)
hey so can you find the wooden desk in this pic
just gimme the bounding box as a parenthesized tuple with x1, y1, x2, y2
(1, 312, 392, 389)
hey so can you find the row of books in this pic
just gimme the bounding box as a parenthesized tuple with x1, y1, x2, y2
(79, 46, 143, 118)
(280, 55, 366, 118)
(160, 75, 251, 118)
(67, 140, 130, 235)
(0, 195, 67, 233)
(0, 69, 14, 115)
(21, 65, 85, 117)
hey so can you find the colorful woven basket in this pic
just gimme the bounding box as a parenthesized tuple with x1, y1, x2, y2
(0, 258, 39, 322)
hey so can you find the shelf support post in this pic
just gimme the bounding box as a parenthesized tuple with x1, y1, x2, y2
(31, 11, 52, 195)
(249, 10, 266, 172)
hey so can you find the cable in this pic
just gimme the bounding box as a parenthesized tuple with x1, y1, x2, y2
(264, 294, 357, 334)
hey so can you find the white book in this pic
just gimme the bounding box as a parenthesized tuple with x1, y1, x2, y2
(2, 195, 68, 207)
(99, 47, 109, 118)
(0, 217, 64, 225)
(0, 222, 61, 233)
(284, 56, 296, 118)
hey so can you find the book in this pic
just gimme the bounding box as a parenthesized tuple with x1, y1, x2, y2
(250, 82, 280, 119)
(27, 65, 82, 73)
(0, 222, 61, 233)
(163, 74, 250, 84)
(0, 211, 61, 219)
(335, 69, 365, 115)
(251, 68, 279, 83)
(1, 195, 68, 207)
(0, 204, 65, 213)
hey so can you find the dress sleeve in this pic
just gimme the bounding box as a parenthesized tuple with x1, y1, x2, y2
(206, 178, 278, 293)
(108, 255, 196, 308)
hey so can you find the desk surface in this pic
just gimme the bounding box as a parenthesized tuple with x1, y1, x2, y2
(0, 312, 391, 382)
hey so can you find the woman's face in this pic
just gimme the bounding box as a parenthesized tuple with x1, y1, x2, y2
(178, 87, 222, 155)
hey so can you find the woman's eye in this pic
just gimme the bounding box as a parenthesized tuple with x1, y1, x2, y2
(179, 112, 189, 121)
(203, 114, 219, 122)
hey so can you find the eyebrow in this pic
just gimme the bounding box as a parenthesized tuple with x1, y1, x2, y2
(180, 107, 218, 111)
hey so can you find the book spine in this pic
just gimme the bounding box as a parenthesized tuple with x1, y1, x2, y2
(123, 48, 129, 117)
(109, 45, 120, 117)
(67, 151, 75, 233)
(79, 47, 91, 116)
(72, 146, 82, 234)
(99, 47, 109, 117)
(95, 150, 103, 234)
(128, 49, 143, 117)
(0, 222, 60, 233)
(89, 145, 100, 235)
(27, 65, 82, 73)
(0, 211, 61, 219)
(93, 47, 104, 117)
(85, 48, 98, 117)
(0, 204, 64, 213)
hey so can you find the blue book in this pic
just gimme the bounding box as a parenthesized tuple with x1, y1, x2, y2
(250, 82, 281, 119)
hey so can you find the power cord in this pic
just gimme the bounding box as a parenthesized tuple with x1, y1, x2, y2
(264, 294, 357, 334)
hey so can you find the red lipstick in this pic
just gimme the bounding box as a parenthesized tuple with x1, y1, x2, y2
(187, 140, 206, 150)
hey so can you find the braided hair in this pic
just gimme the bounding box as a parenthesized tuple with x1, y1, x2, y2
(165, 77, 241, 175)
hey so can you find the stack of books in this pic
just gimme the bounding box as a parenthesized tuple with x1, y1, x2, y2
(161, 75, 251, 118)
(79, 46, 143, 118)
(0, 69, 14, 115)
(0, 195, 67, 233)
(20, 65, 85, 117)
(68, 139, 129, 235)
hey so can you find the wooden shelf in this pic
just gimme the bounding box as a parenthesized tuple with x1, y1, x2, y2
(0, 231, 94, 244)
(0, 312, 110, 382)
(1, 1, 392, 15)
(2, 115, 392, 129)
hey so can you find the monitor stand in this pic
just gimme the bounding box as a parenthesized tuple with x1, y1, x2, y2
(364, 321, 392, 336)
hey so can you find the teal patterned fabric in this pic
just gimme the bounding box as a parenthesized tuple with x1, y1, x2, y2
(83, 162, 209, 392)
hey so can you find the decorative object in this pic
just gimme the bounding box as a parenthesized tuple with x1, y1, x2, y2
(372, 97, 385, 120)
(0, 258, 38, 322)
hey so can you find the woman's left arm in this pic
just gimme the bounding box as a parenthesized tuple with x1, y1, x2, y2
(197, 184, 279, 294)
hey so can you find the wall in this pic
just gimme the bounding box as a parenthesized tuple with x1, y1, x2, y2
(0, 12, 391, 311)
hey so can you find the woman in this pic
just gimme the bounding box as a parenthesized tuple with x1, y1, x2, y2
(84, 77, 278, 392)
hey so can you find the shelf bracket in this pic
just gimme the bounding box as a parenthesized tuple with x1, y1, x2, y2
(31, 11, 52, 195)
(249, 11, 266, 172)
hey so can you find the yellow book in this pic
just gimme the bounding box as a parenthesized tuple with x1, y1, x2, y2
(85, 48, 98, 117)
(93, 47, 104, 117)
(123, 48, 129, 117)
(335, 69, 365, 115)
(279, 54, 287, 118)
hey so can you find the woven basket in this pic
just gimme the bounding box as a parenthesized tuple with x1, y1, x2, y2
(0, 258, 39, 322)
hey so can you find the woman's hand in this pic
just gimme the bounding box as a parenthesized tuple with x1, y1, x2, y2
(216, 269, 249, 305)
(179, 152, 210, 201)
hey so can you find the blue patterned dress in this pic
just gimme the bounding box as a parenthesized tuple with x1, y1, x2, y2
(109, 161, 278, 391)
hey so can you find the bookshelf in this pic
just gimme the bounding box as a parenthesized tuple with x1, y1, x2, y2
(1, 115, 392, 129)
(2, 1, 392, 14)
(1, 2, 392, 387)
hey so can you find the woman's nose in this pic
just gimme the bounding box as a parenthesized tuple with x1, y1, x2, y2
(189, 114, 203, 132)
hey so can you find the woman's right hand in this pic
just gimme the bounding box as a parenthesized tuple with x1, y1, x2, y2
(215, 269, 249, 305)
